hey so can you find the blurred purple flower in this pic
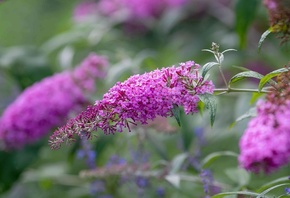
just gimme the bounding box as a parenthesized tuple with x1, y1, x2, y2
(286, 187, 290, 194)
(200, 169, 213, 195)
(106, 155, 127, 167)
(50, 60, 214, 149)
(77, 138, 96, 169)
(135, 176, 149, 188)
(97, 0, 187, 21)
(90, 180, 106, 195)
(73, 0, 99, 22)
(0, 53, 108, 150)
(156, 187, 165, 197)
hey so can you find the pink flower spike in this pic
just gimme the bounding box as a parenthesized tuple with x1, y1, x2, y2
(0, 54, 108, 150)
(50, 60, 214, 149)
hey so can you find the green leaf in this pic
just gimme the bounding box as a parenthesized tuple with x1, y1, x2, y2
(277, 194, 290, 198)
(250, 92, 264, 104)
(180, 109, 194, 151)
(201, 62, 218, 78)
(201, 151, 238, 169)
(172, 104, 181, 127)
(230, 107, 256, 128)
(257, 177, 290, 193)
(258, 68, 289, 91)
(221, 49, 237, 54)
(258, 29, 272, 52)
(197, 101, 205, 115)
(257, 183, 290, 198)
(198, 94, 217, 126)
(211, 191, 260, 198)
(0, 142, 43, 193)
(225, 168, 250, 187)
(229, 71, 264, 86)
(165, 174, 181, 188)
(235, 0, 259, 48)
(232, 65, 250, 71)
(170, 153, 188, 174)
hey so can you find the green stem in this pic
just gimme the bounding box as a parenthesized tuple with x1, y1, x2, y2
(214, 87, 270, 95)
(219, 65, 228, 87)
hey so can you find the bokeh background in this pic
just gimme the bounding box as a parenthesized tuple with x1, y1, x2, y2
(0, 0, 289, 197)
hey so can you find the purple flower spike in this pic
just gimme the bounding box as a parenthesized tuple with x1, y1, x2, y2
(50, 60, 214, 149)
(0, 54, 108, 150)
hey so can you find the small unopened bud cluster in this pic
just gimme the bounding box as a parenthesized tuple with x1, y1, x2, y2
(263, 0, 290, 43)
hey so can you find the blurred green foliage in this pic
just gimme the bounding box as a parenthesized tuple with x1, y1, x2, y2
(0, 0, 289, 198)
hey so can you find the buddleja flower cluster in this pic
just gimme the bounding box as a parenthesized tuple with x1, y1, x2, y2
(263, 0, 290, 43)
(239, 68, 290, 173)
(50, 61, 214, 149)
(0, 54, 108, 150)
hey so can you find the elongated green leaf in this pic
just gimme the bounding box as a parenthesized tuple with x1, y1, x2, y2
(221, 49, 237, 54)
(235, 0, 259, 48)
(277, 194, 289, 198)
(172, 104, 181, 127)
(235, 107, 256, 122)
(170, 153, 188, 174)
(197, 100, 205, 115)
(165, 174, 181, 188)
(225, 168, 250, 187)
(198, 94, 217, 126)
(257, 183, 290, 198)
(258, 29, 272, 52)
(201, 151, 238, 169)
(230, 107, 256, 128)
(232, 65, 250, 71)
(257, 177, 290, 193)
(211, 191, 260, 198)
(229, 71, 264, 85)
(202, 62, 218, 78)
(180, 110, 194, 151)
(250, 92, 264, 104)
(258, 68, 289, 91)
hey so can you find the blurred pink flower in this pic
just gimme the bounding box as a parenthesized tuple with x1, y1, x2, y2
(239, 69, 290, 173)
(97, 0, 188, 20)
(0, 53, 108, 150)
(73, 0, 99, 22)
(239, 100, 290, 173)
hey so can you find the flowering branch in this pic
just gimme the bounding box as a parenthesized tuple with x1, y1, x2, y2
(49, 61, 214, 149)
(214, 87, 271, 95)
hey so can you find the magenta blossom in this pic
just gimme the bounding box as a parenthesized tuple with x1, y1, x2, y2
(50, 61, 214, 149)
(0, 54, 108, 150)
(73, 0, 99, 22)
